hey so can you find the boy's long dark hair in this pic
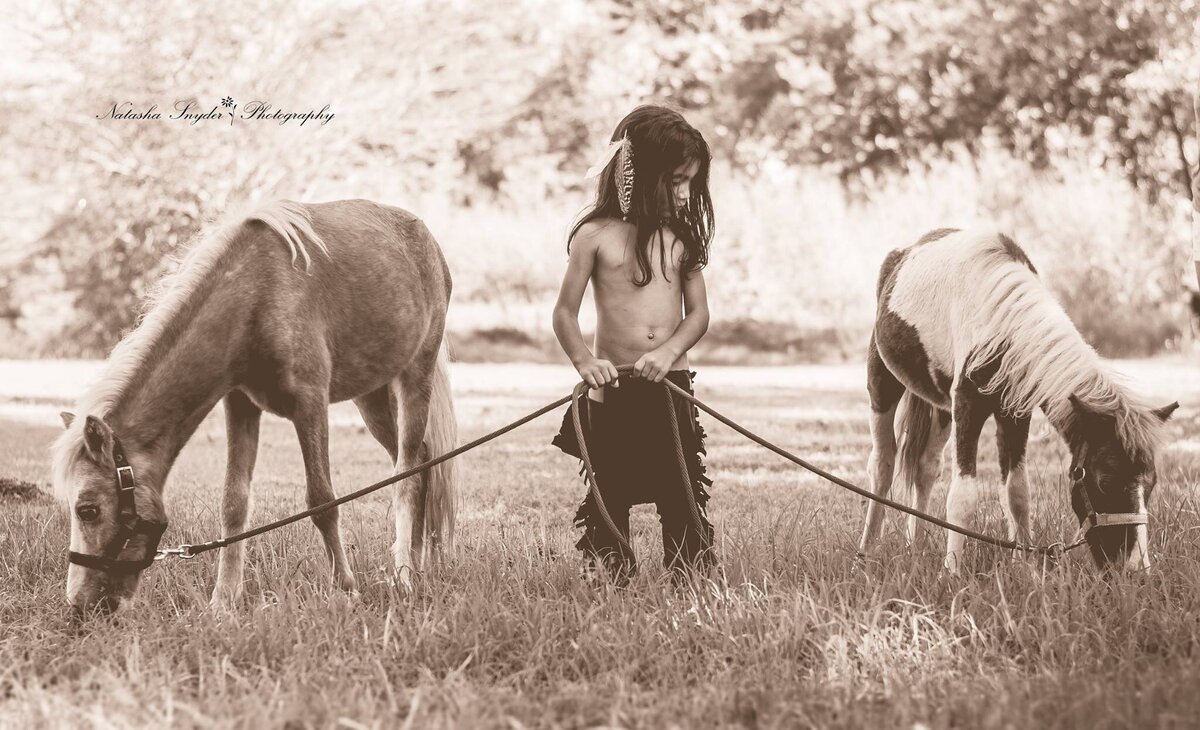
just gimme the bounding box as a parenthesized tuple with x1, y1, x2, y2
(569, 105, 714, 286)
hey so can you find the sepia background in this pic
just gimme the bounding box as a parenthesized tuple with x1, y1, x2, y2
(3, 1, 1200, 728)
(3, 0, 1199, 363)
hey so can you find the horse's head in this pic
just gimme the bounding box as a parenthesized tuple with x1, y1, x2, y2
(1067, 395, 1177, 571)
(53, 412, 167, 616)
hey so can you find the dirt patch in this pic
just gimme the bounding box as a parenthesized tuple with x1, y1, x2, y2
(0, 477, 47, 501)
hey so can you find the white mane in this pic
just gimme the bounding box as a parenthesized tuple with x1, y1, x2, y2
(962, 240, 1164, 460)
(51, 199, 327, 500)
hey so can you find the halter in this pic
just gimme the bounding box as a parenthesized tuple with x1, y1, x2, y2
(1068, 442, 1148, 547)
(67, 438, 169, 575)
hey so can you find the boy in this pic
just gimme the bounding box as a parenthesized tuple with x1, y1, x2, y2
(550, 105, 718, 582)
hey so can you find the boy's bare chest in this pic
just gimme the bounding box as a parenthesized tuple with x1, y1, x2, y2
(593, 239, 684, 294)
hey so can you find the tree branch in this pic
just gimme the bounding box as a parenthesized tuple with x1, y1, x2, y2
(1164, 95, 1193, 202)
(1193, 92, 1200, 209)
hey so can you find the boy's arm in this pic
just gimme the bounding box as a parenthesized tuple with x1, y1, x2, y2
(552, 225, 620, 388)
(634, 268, 710, 382)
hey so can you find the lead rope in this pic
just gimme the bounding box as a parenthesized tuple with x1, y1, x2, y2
(160, 366, 1085, 563)
(662, 383, 709, 539)
(175, 393, 576, 558)
(566, 373, 709, 563)
(567, 382, 632, 557)
(654, 376, 1088, 557)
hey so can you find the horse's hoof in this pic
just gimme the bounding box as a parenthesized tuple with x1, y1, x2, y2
(333, 571, 359, 594)
(393, 565, 416, 593)
(333, 587, 363, 604)
(942, 554, 964, 576)
(851, 550, 882, 582)
(207, 597, 239, 619)
(208, 585, 242, 615)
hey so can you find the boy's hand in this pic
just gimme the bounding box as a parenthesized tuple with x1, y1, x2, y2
(576, 357, 620, 389)
(633, 347, 677, 383)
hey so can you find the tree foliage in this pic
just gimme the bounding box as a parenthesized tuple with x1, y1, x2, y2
(604, 0, 1198, 198)
(5, 0, 1197, 354)
(7, 0, 358, 353)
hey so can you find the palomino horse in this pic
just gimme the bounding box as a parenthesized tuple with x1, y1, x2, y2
(858, 228, 1177, 572)
(52, 199, 458, 614)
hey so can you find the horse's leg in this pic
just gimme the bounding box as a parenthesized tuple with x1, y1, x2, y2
(858, 335, 904, 554)
(996, 412, 1033, 546)
(293, 389, 357, 593)
(391, 348, 437, 589)
(944, 378, 992, 573)
(211, 389, 262, 609)
(905, 409, 951, 545)
(354, 385, 400, 466)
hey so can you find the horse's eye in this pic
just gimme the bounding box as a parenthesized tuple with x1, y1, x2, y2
(76, 505, 100, 522)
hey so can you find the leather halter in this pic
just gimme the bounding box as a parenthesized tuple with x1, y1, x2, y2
(67, 439, 168, 575)
(1069, 442, 1148, 546)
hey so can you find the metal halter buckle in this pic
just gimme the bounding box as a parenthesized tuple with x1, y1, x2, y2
(154, 544, 196, 560)
(116, 465, 135, 490)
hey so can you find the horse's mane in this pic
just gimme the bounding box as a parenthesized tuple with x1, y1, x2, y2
(51, 199, 327, 500)
(962, 238, 1164, 461)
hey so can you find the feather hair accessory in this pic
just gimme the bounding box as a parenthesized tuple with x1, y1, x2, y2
(584, 134, 635, 220)
(613, 136, 634, 220)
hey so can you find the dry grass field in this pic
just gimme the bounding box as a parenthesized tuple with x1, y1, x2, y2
(2, 360, 1199, 728)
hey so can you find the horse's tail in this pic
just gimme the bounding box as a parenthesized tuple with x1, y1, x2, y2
(423, 336, 459, 551)
(894, 391, 934, 505)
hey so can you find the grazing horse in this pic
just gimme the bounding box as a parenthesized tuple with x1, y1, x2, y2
(858, 228, 1177, 572)
(52, 199, 458, 614)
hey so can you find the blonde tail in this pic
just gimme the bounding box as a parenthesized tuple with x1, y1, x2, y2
(423, 337, 459, 551)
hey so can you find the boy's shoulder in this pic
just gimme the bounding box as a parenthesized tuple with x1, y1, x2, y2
(575, 217, 632, 247)
(574, 217, 680, 253)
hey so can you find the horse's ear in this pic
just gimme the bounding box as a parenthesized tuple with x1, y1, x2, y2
(82, 415, 114, 464)
(60, 411, 75, 429)
(1152, 401, 1180, 422)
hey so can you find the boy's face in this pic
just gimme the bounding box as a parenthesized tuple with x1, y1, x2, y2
(660, 159, 701, 215)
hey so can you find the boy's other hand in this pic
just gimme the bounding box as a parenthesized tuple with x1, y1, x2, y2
(577, 357, 620, 389)
(633, 348, 676, 383)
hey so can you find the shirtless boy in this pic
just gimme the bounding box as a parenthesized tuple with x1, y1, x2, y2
(550, 105, 718, 582)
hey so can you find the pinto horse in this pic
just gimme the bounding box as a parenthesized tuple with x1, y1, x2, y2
(858, 228, 1177, 572)
(52, 199, 458, 614)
